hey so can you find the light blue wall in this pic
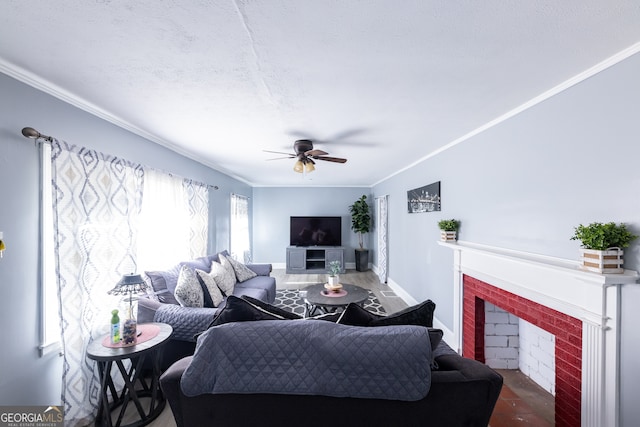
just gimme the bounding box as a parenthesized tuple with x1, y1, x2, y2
(252, 187, 371, 265)
(0, 72, 250, 405)
(372, 52, 640, 426)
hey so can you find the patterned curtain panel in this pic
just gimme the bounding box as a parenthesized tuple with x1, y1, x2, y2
(376, 195, 389, 284)
(230, 194, 250, 263)
(183, 178, 209, 259)
(50, 140, 143, 426)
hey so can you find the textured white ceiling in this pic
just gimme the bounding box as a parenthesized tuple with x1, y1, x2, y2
(1, 1, 639, 186)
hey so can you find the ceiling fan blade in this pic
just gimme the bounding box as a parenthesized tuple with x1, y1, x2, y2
(266, 156, 295, 161)
(314, 156, 347, 163)
(305, 149, 328, 156)
(263, 150, 295, 156)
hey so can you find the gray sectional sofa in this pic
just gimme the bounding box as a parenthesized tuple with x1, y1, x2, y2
(160, 318, 503, 427)
(137, 250, 276, 369)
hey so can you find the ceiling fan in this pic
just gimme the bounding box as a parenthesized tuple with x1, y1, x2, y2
(264, 139, 347, 173)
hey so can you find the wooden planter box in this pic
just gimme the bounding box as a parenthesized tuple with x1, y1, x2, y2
(580, 247, 624, 274)
(440, 230, 457, 242)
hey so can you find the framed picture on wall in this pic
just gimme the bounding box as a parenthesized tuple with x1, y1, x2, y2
(407, 181, 441, 213)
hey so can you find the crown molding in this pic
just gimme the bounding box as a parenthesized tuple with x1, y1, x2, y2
(373, 41, 640, 187)
(0, 58, 253, 187)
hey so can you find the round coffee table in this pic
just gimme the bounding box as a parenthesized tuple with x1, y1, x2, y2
(302, 283, 369, 317)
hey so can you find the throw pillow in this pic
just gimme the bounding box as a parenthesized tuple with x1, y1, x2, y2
(174, 265, 204, 308)
(209, 259, 236, 296)
(240, 295, 301, 320)
(196, 269, 225, 308)
(208, 295, 285, 328)
(337, 300, 436, 328)
(304, 311, 342, 322)
(338, 300, 436, 328)
(223, 254, 258, 282)
(144, 270, 179, 305)
(336, 302, 382, 326)
(371, 299, 436, 328)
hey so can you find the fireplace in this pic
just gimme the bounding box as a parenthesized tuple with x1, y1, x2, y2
(439, 241, 638, 427)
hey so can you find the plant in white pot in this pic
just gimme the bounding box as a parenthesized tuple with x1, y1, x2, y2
(438, 219, 460, 242)
(570, 222, 637, 273)
(349, 195, 371, 271)
(326, 260, 342, 289)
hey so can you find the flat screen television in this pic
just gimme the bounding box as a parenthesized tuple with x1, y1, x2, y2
(290, 216, 342, 247)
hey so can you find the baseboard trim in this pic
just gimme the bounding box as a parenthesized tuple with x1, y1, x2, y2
(385, 277, 419, 306)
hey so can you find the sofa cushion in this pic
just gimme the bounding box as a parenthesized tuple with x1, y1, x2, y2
(232, 286, 268, 301)
(196, 269, 225, 308)
(210, 258, 236, 296)
(154, 304, 217, 342)
(234, 275, 276, 303)
(209, 295, 285, 328)
(174, 265, 205, 308)
(224, 254, 258, 282)
(181, 320, 432, 401)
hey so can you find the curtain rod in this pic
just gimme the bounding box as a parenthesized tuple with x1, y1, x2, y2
(22, 127, 53, 143)
(21, 126, 219, 190)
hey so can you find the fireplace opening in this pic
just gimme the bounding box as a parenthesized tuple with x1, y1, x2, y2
(485, 302, 555, 394)
(485, 302, 556, 425)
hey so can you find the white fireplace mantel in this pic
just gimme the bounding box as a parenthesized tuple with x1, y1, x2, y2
(439, 240, 638, 427)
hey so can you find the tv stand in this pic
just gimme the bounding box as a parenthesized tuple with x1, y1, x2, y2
(286, 246, 345, 274)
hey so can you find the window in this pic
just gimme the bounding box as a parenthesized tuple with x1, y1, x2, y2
(40, 141, 60, 356)
(230, 194, 250, 262)
(136, 169, 192, 271)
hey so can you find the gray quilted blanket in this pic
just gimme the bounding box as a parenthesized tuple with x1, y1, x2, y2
(154, 304, 215, 342)
(180, 320, 432, 401)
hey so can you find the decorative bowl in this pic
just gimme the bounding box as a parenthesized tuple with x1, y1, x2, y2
(324, 283, 343, 293)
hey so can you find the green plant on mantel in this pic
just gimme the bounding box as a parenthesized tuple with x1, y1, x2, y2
(438, 219, 460, 232)
(328, 260, 341, 277)
(570, 222, 637, 250)
(349, 195, 371, 250)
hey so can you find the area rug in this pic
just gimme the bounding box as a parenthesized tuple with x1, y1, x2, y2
(275, 289, 386, 317)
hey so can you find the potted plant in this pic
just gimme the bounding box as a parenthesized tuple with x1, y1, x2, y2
(326, 260, 342, 289)
(349, 195, 371, 271)
(570, 222, 637, 273)
(438, 219, 460, 242)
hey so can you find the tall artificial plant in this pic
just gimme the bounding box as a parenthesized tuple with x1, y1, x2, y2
(349, 195, 371, 250)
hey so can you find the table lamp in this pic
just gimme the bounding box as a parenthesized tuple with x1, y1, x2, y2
(108, 273, 149, 346)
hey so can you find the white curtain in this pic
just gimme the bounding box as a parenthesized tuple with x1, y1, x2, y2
(50, 142, 209, 426)
(376, 195, 389, 284)
(136, 170, 209, 271)
(51, 140, 143, 426)
(230, 194, 250, 263)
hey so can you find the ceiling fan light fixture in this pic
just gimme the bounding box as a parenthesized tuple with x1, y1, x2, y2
(305, 161, 315, 173)
(293, 159, 304, 173)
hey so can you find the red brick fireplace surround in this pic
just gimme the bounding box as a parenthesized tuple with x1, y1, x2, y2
(439, 241, 638, 427)
(464, 275, 582, 426)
